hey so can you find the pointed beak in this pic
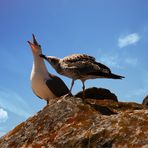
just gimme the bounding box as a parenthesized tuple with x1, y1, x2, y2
(27, 41, 34, 48)
(32, 34, 39, 46)
(39, 54, 48, 60)
(27, 34, 41, 52)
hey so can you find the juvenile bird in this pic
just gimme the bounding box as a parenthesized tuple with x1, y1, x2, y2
(40, 53, 124, 98)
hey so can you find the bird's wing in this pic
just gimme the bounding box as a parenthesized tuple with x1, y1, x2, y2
(93, 61, 111, 73)
(85, 62, 125, 79)
(61, 60, 112, 77)
(84, 61, 112, 76)
(62, 54, 96, 63)
(45, 74, 70, 97)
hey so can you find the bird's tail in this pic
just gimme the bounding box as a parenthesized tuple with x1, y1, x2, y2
(108, 73, 125, 79)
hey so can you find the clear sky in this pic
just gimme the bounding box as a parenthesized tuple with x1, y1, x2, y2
(0, 0, 148, 136)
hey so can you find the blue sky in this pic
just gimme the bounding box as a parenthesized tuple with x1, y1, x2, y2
(0, 0, 148, 136)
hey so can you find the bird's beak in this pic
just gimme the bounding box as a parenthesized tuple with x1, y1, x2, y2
(27, 34, 41, 52)
(27, 40, 37, 52)
(32, 34, 39, 46)
(27, 41, 35, 50)
(27, 40, 34, 48)
(39, 54, 48, 60)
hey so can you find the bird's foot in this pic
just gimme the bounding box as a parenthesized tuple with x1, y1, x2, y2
(63, 93, 73, 99)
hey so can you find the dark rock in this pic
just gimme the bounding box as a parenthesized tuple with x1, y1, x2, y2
(142, 95, 148, 107)
(75, 87, 118, 102)
(0, 95, 148, 147)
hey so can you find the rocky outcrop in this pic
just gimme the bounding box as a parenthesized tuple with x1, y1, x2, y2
(0, 88, 147, 148)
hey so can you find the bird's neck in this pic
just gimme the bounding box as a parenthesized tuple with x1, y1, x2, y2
(49, 58, 61, 72)
(32, 55, 48, 74)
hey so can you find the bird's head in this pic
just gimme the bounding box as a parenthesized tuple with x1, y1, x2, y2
(40, 54, 60, 68)
(28, 34, 42, 56)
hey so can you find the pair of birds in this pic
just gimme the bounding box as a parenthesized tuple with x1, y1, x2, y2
(28, 34, 124, 104)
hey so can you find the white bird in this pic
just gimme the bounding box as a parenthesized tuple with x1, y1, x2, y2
(28, 34, 70, 104)
(40, 53, 125, 98)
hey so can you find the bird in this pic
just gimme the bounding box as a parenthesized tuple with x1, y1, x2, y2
(27, 34, 70, 104)
(40, 53, 125, 99)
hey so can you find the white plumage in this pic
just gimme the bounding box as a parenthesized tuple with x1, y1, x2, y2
(28, 35, 69, 104)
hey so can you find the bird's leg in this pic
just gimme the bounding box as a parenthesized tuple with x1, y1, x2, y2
(69, 79, 74, 94)
(82, 81, 85, 99)
(64, 79, 74, 98)
(63, 80, 74, 98)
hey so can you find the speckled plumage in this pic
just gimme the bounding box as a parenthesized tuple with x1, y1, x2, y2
(58, 54, 111, 80)
(40, 53, 124, 98)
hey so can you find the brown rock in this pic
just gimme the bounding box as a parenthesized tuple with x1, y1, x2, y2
(0, 95, 148, 148)
(75, 87, 118, 102)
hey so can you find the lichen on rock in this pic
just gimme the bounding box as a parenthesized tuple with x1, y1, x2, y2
(0, 88, 148, 148)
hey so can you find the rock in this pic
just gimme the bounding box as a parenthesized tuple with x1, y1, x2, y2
(0, 95, 147, 147)
(75, 87, 118, 102)
(142, 95, 148, 107)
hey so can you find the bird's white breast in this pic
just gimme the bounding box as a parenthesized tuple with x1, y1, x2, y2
(31, 69, 56, 101)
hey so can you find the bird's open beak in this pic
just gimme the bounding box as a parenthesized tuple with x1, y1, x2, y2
(27, 34, 41, 52)
(27, 40, 34, 48)
(39, 54, 48, 60)
(32, 34, 39, 46)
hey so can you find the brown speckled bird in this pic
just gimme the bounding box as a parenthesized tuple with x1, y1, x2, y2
(40, 53, 124, 98)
